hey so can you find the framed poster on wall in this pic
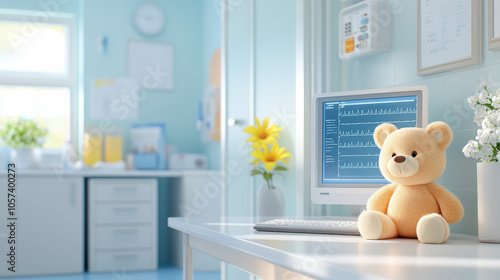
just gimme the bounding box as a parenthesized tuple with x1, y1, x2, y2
(128, 41, 174, 91)
(417, 0, 482, 76)
(489, 0, 500, 51)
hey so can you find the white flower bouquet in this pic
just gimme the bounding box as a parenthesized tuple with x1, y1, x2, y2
(463, 82, 500, 162)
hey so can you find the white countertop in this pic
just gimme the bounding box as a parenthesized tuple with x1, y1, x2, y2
(0, 169, 218, 177)
(169, 216, 500, 280)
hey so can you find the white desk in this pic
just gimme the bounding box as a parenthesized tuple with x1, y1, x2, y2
(168, 216, 500, 280)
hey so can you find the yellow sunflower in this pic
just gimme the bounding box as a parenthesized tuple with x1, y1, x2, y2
(244, 117, 281, 148)
(251, 143, 292, 172)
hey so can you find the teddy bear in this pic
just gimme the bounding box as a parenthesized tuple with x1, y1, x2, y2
(357, 121, 464, 244)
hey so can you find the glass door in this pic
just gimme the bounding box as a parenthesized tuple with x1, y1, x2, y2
(222, 0, 254, 279)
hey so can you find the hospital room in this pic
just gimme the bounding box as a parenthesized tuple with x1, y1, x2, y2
(0, 0, 499, 279)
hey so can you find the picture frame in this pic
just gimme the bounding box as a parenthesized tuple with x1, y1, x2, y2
(128, 41, 174, 91)
(489, 0, 500, 51)
(417, 0, 482, 76)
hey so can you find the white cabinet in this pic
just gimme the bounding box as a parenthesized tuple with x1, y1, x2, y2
(0, 175, 84, 277)
(88, 179, 157, 272)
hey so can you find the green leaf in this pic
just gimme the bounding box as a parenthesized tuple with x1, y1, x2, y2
(263, 173, 272, 180)
(250, 169, 263, 176)
(274, 166, 288, 171)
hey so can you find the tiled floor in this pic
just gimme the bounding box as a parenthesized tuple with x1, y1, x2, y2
(1, 266, 220, 280)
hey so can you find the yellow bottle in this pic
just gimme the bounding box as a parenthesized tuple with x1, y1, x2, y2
(105, 133, 123, 162)
(83, 132, 102, 166)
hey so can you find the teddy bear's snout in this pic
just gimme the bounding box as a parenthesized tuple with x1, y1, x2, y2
(387, 155, 419, 177)
(394, 156, 406, 163)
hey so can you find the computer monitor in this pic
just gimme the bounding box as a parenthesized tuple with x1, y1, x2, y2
(311, 87, 428, 205)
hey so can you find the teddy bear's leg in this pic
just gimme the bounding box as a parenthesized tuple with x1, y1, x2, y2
(416, 213, 450, 244)
(358, 210, 398, 240)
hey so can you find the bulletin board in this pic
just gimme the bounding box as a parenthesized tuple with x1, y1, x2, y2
(417, 0, 482, 76)
(128, 41, 174, 90)
(488, 0, 500, 50)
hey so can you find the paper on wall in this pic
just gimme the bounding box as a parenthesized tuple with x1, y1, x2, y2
(90, 78, 139, 120)
(420, 0, 472, 69)
(128, 41, 174, 91)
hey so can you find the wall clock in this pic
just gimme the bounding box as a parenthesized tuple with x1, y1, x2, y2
(133, 2, 165, 36)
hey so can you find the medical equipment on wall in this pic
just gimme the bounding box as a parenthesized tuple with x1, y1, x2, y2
(339, 0, 391, 59)
(199, 85, 221, 142)
(198, 48, 221, 142)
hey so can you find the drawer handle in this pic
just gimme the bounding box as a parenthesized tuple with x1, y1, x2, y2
(113, 186, 137, 192)
(113, 206, 138, 212)
(113, 254, 138, 259)
(113, 229, 138, 234)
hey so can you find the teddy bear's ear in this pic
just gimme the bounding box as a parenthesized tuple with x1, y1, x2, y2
(426, 121, 453, 150)
(374, 123, 398, 149)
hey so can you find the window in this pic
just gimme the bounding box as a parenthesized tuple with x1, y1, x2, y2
(0, 11, 75, 149)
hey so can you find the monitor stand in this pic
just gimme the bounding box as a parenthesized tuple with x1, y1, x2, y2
(319, 205, 365, 222)
(349, 205, 365, 217)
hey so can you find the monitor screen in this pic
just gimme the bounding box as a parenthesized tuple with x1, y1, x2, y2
(311, 87, 428, 205)
(322, 95, 418, 184)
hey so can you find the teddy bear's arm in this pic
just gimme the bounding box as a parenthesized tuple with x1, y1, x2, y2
(428, 183, 464, 224)
(367, 184, 398, 213)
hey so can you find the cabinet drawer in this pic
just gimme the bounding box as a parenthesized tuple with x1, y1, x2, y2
(90, 250, 155, 272)
(90, 179, 155, 202)
(94, 204, 152, 225)
(94, 226, 152, 250)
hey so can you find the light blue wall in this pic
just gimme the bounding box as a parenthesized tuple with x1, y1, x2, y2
(82, 0, 205, 157)
(334, 0, 494, 235)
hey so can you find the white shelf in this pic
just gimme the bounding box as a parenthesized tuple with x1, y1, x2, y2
(0, 169, 217, 177)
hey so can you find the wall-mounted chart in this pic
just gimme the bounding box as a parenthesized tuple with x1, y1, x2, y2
(417, 0, 482, 76)
(488, 0, 500, 51)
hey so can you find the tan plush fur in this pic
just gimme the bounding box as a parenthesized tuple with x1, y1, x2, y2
(358, 122, 464, 244)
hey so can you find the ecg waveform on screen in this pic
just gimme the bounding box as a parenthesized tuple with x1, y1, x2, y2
(322, 97, 418, 182)
(340, 162, 379, 169)
(339, 154, 379, 157)
(339, 120, 415, 126)
(339, 130, 372, 136)
(339, 141, 377, 148)
(340, 107, 416, 117)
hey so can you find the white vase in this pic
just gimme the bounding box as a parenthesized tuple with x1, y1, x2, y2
(257, 183, 285, 219)
(477, 162, 500, 243)
(0, 147, 7, 170)
(11, 148, 40, 169)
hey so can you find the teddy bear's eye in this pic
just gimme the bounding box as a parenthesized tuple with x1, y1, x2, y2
(412, 151, 417, 157)
(391, 153, 396, 157)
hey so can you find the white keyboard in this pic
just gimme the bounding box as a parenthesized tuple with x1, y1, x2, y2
(254, 218, 360, 235)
